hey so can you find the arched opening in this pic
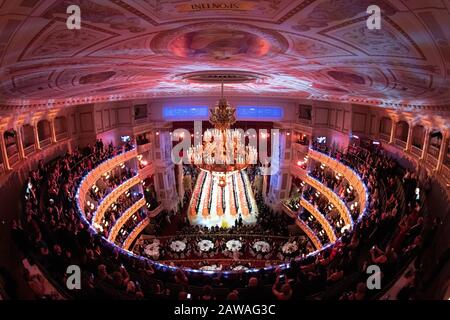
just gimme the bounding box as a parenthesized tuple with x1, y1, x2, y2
(428, 130, 442, 158)
(379, 117, 392, 140)
(22, 124, 35, 155)
(54, 116, 68, 140)
(4, 129, 18, 165)
(412, 125, 425, 150)
(37, 120, 51, 147)
(395, 121, 409, 142)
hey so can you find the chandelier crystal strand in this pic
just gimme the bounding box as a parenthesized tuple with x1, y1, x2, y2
(187, 82, 258, 176)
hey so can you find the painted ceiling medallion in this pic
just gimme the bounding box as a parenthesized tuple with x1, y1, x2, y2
(150, 22, 288, 60)
(0, 0, 449, 109)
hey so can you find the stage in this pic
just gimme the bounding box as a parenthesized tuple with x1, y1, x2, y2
(188, 169, 258, 228)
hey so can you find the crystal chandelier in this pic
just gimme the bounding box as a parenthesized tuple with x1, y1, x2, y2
(187, 83, 258, 185)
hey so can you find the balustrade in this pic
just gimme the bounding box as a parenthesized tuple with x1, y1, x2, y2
(308, 148, 368, 221)
(122, 217, 150, 250)
(107, 197, 146, 242)
(300, 198, 337, 242)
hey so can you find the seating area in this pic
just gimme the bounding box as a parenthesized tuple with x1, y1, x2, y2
(7, 137, 431, 300)
(0, 2, 448, 303)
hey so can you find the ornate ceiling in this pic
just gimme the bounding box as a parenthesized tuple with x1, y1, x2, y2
(0, 0, 449, 111)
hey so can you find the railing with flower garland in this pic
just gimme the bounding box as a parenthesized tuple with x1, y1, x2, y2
(147, 203, 163, 218)
(77, 148, 138, 218)
(91, 175, 142, 225)
(308, 148, 368, 219)
(289, 165, 353, 230)
(299, 198, 337, 243)
(304, 175, 353, 228)
(122, 216, 151, 251)
(282, 204, 323, 250)
(107, 197, 146, 242)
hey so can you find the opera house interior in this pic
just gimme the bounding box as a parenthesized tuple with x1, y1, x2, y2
(0, 0, 449, 302)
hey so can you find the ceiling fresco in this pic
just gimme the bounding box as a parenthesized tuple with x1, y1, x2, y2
(0, 0, 449, 110)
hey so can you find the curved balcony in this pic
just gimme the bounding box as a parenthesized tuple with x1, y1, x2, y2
(282, 204, 322, 250)
(107, 197, 146, 242)
(77, 148, 138, 218)
(147, 203, 163, 218)
(122, 216, 150, 250)
(308, 148, 368, 220)
(303, 175, 353, 227)
(299, 198, 337, 243)
(289, 166, 352, 238)
(92, 175, 142, 225)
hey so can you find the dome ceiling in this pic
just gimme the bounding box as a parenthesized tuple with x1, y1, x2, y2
(0, 0, 449, 111)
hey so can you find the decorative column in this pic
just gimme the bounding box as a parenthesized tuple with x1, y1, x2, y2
(436, 131, 449, 172)
(50, 119, 57, 143)
(33, 125, 41, 150)
(15, 127, 26, 160)
(176, 163, 184, 201)
(0, 132, 11, 171)
(153, 130, 178, 211)
(405, 123, 414, 152)
(420, 128, 430, 161)
(267, 130, 291, 210)
(389, 120, 397, 144)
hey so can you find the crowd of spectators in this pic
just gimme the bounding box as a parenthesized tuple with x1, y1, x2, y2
(11, 139, 430, 300)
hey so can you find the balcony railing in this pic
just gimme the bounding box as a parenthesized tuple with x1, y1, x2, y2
(9, 153, 19, 166)
(300, 198, 337, 242)
(92, 175, 142, 225)
(122, 216, 150, 250)
(107, 197, 146, 242)
(147, 203, 163, 218)
(55, 132, 69, 141)
(426, 154, 438, 168)
(77, 148, 138, 218)
(24, 144, 35, 156)
(305, 175, 353, 227)
(138, 162, 155, 179)
(281, 203, 298, 219)
(379, 133, 390, 142)
(295, 218, 322, 250)
(40, 138, 52, 148)
(428, 145, 440, 158)
(6, 144, 17, 157)
(308, 148, 368, 222)
(395, 139, 407, 149)
(411, 146, 422, 157)
(137, 142, 152, 154)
